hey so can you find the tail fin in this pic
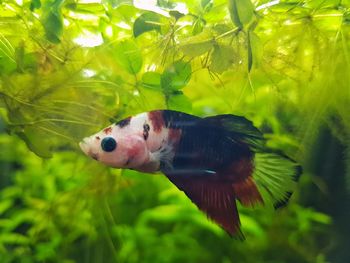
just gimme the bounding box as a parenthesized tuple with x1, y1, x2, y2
(253, 152, 302, 208)
(202, 114, 302, 208)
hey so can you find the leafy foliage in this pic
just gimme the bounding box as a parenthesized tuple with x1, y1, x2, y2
(0, 0, 349, 262)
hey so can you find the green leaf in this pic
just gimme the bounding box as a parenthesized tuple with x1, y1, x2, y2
(201, 0, 213, 10)
(108, 3, 138, 26)
(15, 44, 38, 72)
(228, 0, 255, 29)
(240, 214, 265, 238)
(308, 210, 332, 224)
(247, 31, 253, 72)
(30, 0, 41, 11)
(0, 199, 13, 214)
(247, 31, 262, 71)
(212, 23, 233, 35)
(0, 55, 16, 75)
(0, 233, 29, 245)
(161, 61, 192, 92)
(209, 44, 236, 73)
(114, 40, 143, 74)
(43, 12, 63, 44)
(42, 0, 64, 43)
(180, 31, 214, 57)
(167, 91, 192, 111)
(192, 18, 205, 35)
(169, 10, 185, 20)
(141, 72, 162, 91)
(16, 127, 52, 158)
(0, 36, 16, 74)
(133, 12, 162, 37)
(306, 0, 341, 9)
(65, 3, 106, 14)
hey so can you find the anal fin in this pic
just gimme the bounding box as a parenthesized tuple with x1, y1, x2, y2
(165, 175, 243, 238)
(233, 177, 264, 207)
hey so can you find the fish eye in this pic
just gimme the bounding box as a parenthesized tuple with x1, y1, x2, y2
(101, 137, 117, 152)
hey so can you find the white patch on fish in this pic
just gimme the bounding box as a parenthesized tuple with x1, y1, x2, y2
(79, 112, 177, 173)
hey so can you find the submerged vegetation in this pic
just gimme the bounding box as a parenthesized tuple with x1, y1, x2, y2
(0, 0, 349, 262)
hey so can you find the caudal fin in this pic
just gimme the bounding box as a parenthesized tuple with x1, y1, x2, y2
(253, 152, 302, 208)
(203, 114, 302, 207)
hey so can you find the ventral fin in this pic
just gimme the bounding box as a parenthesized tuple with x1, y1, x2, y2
(165, 174, 244, 238)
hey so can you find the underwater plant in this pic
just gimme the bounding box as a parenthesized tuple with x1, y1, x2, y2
(0, 0, 348, 262)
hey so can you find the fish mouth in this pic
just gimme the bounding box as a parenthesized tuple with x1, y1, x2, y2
(79, 138, 90, 156)
(79, 139, 99, 161)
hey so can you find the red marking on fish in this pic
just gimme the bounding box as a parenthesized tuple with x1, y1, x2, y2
(127, 145, 139, 157)
(219, 157, 263, 207)
(168, 128, 181, 144)
(148, 111, 164, 133)
(233, 177, 263, 207)
(221, 157, 253, 182)
(124, 146, 139, 166)
(103, 127, 113, 134)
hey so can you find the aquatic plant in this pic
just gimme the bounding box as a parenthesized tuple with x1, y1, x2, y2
(0, 0, 348, 262)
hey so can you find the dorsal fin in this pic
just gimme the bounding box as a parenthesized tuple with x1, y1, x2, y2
(201, 115, 265, 150)
(161, 110, 201, 129)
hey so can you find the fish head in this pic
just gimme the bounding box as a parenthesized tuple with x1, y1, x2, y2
(79, 124, 150, 169)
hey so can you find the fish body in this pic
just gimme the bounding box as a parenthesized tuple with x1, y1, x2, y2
(79, 110, 301, 237)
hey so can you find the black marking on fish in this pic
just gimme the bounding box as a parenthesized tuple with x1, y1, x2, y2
(161, 110, 200, 129)
(273, 191, 292, 209)
(116, 117, 131, 128)
(164, 117, 253, 175)
(143, 123, 150, 140)
(95, 136, 100, 140)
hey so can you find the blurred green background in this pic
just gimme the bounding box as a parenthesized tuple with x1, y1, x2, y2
(0, 0, 349, 262)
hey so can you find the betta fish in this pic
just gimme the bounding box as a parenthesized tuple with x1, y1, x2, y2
(79, 110, 301, 237)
